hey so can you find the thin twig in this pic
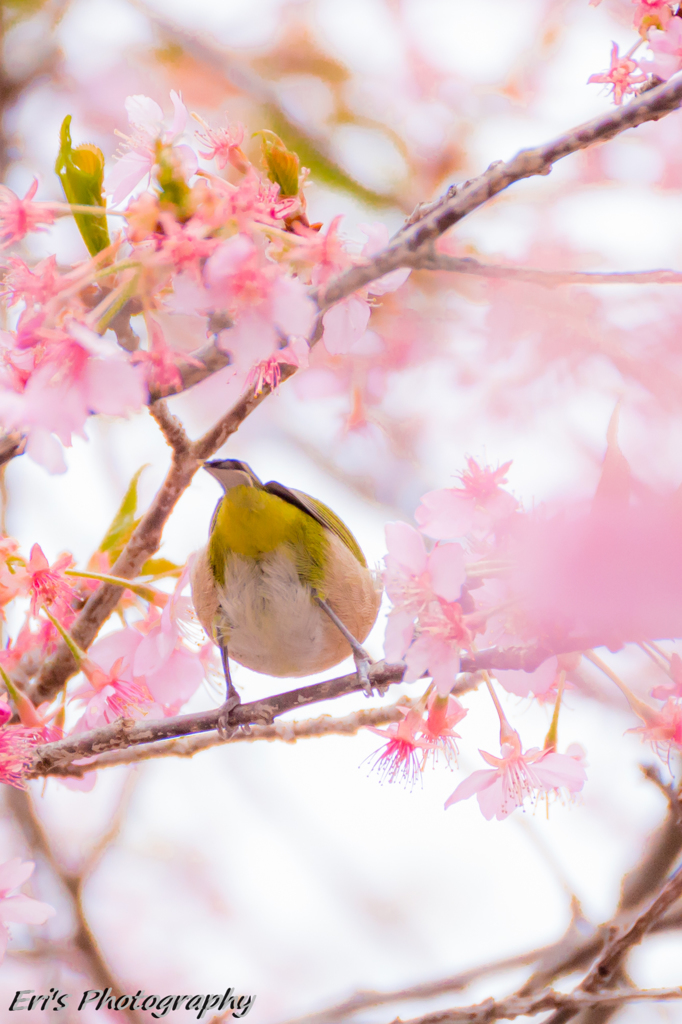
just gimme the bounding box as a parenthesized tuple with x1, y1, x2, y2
(316, 76, 682, 312)
(411, 251, 682, 287)
(295, 987, 682, 1024)
(6, 785, 145, 1024)
(542, 864, 682, 1024)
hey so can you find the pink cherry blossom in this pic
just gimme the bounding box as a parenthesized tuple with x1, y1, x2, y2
(1, 256, 64, 308)
(0, 181, 56, 249)
(131, 571, 206, 713)
(631, 698, 682, 762)
(421, 691, 467, 767)
(195, 117, 248, 172)
(587, 43, 646, 104)
(402, 601, 471, 694)
(24, 544, 75, 619)
(0, 726, 39, 789)
(72, 653, 159, 729)
(322, 297, 371, 356)
(204, 234, 271, 312)
(651, 652, 682, 701)
(415, 459, 517, 539)
(359, 223, 411, 295)
(383, 521, 465, 664)
(0, 323, 147, 472)
(445, 730, 587, 820)
(0, 697, 9, 727)
(106, 91, 196, 204)
(131, 318, 184, 395)
(633, 0, 673, 33)
(645, 19, 682, 80)
(493, 656, 559, 698)
(367, 707, 434, 786)
(0, 859, 55, 960)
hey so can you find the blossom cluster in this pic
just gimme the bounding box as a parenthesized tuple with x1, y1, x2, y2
(374, 445, 682, 820)
(0, 474, 221, 794)
(0, 92, 408, 472)
(588, 1, 682, 104)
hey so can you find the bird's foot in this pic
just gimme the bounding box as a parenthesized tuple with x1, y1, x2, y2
(216, 692, 241, 739)
(353, 651, 374, 698)
(217, 643, 241, 737)
(314, 595, 375, 697)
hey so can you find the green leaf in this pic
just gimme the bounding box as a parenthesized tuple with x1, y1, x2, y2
(140, 557, 181, 577)
(255, 130, 301, 197)
(98, 466, 148, 563)
(55, 115, 111, 256)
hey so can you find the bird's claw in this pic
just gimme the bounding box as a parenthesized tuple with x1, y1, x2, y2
(216, 692, 241, 739)
(355, 654, 374, 697)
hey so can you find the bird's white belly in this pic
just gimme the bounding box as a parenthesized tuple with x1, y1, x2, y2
(216, 550, 331, 677)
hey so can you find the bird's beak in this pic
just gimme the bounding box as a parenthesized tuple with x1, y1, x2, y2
(203, 461, 258, 492)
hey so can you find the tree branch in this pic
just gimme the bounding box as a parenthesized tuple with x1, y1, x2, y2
(6, 785, 144, 1024)
(28, 367, 294, 705)
(39, 704, 405, 776)
(542, 864, 682, 1024)
(411, 251, 682, 287)
(28, 661, 413, 777)
(290, 987, 682, 1024)
(316, 76, 682, 311)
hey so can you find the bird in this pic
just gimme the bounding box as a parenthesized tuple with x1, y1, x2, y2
(191, 459, 382, 719)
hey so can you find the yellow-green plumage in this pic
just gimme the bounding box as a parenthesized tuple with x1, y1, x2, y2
(191, 460, 381, 678)
(208, 486, 330, 596)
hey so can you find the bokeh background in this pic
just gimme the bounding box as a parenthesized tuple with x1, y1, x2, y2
(1, 0, 682, 1020)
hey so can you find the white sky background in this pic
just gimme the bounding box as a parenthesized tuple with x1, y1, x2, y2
(1, 0, 682, 1021)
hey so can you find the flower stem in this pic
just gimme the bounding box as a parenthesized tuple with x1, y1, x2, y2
(544, 671, 566, 750)
(42, 607, 86, 666)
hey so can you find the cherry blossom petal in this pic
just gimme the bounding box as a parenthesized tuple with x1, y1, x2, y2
(383, 609, 416, 662)
(125, 94, 164, 135)
(427, 543, 466, 602)
(384, 521, 427, 576)
(0, 858, 33, 894)
(271, 276, 316, 338)
(105, 150, 154, 205)
(534, 751, 587, 793)
(415, 489, 476, 539)
(445, 769, 497, 808)
(494, 657, 558, 697)
(322, 297, 371, 355)
(0, 893, 55, 925)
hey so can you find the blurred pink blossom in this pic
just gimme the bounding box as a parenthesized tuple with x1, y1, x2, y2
(106, 91, 196, 204)
(383, 521, 465, 666)
(24, 544, 74, 619)
(0, 859, 55, 960)
(195, 117, 248, 172)
(0, 181, 55, 249)
(644, 19, 682, 80)
(0, 727, 39, 789)
(415, 459, 517, 539)
(588, 42, 646, 103)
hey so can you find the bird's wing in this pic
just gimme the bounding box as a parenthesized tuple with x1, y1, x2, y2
(263, 481, 367, 567)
